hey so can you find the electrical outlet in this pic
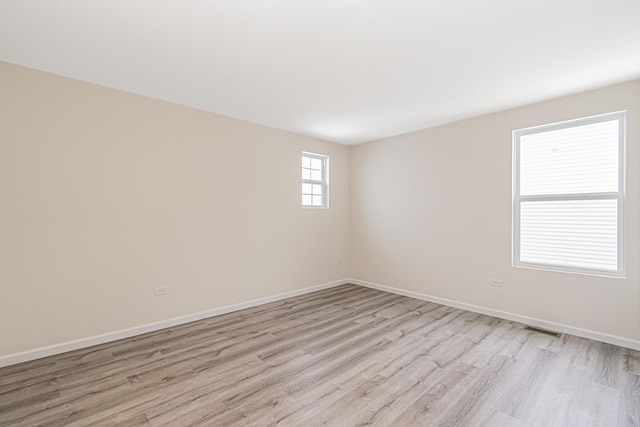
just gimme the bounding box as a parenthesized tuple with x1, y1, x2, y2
(490, 279, 503, 288)
(154, 287, 168, 296)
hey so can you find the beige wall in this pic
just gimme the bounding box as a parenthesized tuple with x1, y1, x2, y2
(0, 61, 350, 357)
(350, 79, 640, 342)
(2, 60, 638, 361)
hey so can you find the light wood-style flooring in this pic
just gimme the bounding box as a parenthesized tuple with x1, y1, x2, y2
(1, 284, 639, 426)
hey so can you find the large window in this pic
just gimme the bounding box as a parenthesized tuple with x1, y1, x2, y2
(302, 152, 328, 208)
(513, 111, 625, 276)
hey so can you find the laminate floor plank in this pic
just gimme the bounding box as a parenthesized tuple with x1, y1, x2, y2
(619, 374, 640, 427)
(1, 284, 638, 426)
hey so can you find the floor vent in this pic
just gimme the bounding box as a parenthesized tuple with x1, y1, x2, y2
(524, 326, 561, 338)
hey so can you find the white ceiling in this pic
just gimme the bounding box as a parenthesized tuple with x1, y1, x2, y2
(1, 1, 639, 144)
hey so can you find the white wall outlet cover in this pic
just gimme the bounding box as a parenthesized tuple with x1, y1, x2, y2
(154, 287, 168, 296)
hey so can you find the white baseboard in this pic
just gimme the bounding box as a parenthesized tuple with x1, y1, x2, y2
(0, 279, 350, 368)
(4, 277, 637, 368)
(349, 278, 640, 351)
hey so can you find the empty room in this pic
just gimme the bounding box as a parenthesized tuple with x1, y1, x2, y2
(1, 1, 639, 426)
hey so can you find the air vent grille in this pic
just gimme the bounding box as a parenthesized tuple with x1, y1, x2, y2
(524, 326, 561, 338)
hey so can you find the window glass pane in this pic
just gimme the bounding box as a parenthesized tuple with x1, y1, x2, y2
(311, 170, 322, 181)
(302, 183, 312, 194)
(302, 195, 312, 206)
(520, 120, 619, 196)
(520, 199, 618, 271)
(311, 158, 322, 170)
(313, 184, 322, 195)
(312, 195, 323, 206)
(302, 156, 311, 168)
(302, 168, 311, 180)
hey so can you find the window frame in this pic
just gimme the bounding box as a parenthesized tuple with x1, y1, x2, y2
(512, 111, 626, 277)
(301, 151, 329, 209)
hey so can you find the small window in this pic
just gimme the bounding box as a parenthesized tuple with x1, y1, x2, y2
(302, 152, 328, 208)
(513, 111, 625, 277)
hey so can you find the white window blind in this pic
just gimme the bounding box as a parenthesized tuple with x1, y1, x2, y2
(513, 112, 625, 276)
